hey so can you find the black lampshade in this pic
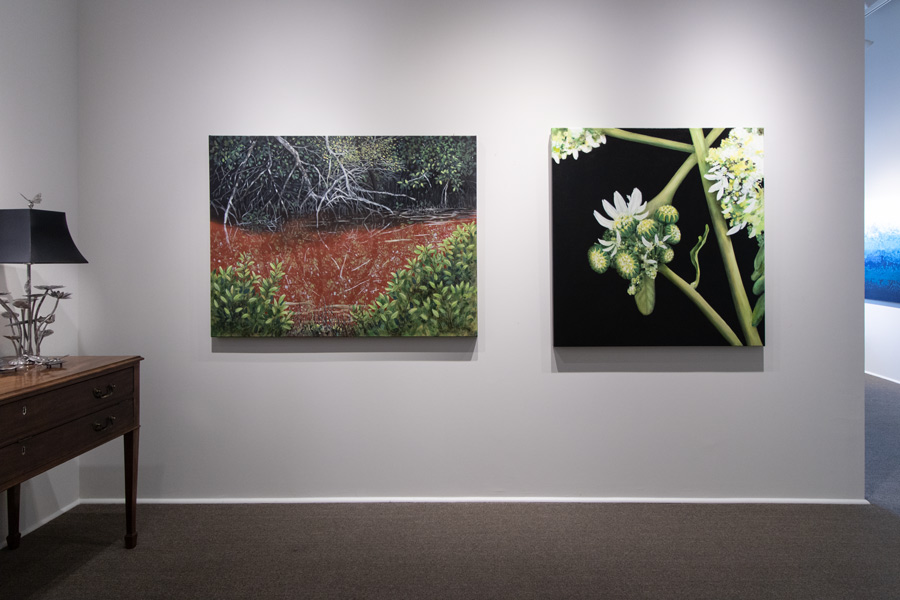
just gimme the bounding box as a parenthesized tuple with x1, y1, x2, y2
(0, 209, 88, 264)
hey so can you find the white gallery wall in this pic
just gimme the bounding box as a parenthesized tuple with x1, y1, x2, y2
(865, 1, 900, 382)
(0, 0, 82, 542)
(62, 0, 863, 505)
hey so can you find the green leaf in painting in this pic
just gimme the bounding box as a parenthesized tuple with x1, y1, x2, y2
(752, 293, 765, 326)
(752, 274, 765, 296)
(635, 277, 656, 316)
(689, 224, 709, 290)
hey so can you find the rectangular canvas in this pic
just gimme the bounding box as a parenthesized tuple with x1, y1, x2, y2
(865, 230, 900, 303)
(210, 136, 476, 337)
(551, 128, 764, 346)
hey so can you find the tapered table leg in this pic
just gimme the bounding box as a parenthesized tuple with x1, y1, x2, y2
(124, 428, 139, 549)
(6, 485, 21, 550)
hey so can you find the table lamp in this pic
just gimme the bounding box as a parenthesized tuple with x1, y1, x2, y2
(0, 195, 87, 366)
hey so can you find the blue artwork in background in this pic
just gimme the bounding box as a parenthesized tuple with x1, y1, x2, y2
(865, 229, 900, 303)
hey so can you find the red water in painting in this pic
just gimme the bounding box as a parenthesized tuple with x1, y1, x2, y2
(210, 213, 475, 323)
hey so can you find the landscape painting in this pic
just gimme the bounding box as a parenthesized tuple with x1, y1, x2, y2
(551, 128, 764, 346)
(210, 136, 476, 337)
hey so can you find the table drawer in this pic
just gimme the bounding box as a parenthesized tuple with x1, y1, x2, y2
(0, 367, 134, 448)
(0, 399, 135, 486)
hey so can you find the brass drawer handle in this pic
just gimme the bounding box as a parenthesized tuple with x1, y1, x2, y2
(93, 384, 117, 399)
(93, 416, 117, 432)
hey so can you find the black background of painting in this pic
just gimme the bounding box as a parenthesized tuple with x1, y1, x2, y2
(551, 128, 765, 347)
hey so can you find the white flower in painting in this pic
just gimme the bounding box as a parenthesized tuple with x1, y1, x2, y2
(593, 188, 649, 233)
(597, 230, 623, 256)
(551, 128, 607, 163)
(639, 249, 658, 269)
(640, 254, 658, 279)
(579, 129, 605, 154)
(704, 128, 765, 239)
(705, 169, 729, 201)
(641, 233, 670, 252)
(727, 221, 748, 235)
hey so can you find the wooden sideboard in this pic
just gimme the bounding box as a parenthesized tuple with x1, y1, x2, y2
(0, 356, 142, 550)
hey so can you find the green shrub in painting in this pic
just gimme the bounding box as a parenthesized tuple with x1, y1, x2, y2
(351, 223, 477, 336)
(211, 253, 295, 336)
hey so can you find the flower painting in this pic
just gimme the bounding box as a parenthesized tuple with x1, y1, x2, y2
(210, 136, 477, 337)
(551, 128, 764, 346)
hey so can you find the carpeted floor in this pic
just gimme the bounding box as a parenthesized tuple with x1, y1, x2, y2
(3, 377, 900, 599)
(866, 374, 900, 516)
(3, 502, 900, 599)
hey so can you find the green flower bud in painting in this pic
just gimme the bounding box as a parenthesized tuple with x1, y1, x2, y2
(614, 215, 637, 237)
(656, 205, 680, 224)
(661, 248, 675, 263)
(588, 244, 610, 274)
(614, 251, 640, 279)
(636, 219, 659, 239)
(664, 224, 681, 245)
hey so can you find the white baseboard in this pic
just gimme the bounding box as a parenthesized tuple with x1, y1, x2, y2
(81, 496, 870, 505)
(0, 498, 80, 550)
(2, 496, 869, 547)
(865, 370, 900, 386)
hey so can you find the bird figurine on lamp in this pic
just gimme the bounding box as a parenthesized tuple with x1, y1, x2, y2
(22, 192, 41, 208)
(0, 194, 87, 368)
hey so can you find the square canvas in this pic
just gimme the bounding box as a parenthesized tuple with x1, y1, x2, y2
(210, 136, 476, 337)
(551, 128, 764, 346)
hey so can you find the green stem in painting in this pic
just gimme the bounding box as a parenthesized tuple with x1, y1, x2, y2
(645, 152, 698, 216)
(688, 128, 762, 346)
(601, 128, 695, 153)
(644, 130, 723, 216)
(658, 265, 742, 346)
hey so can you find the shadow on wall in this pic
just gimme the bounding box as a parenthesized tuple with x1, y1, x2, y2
(553, 346, 764, 373)
(0, 475, 70, 548)
(211, 336, 478, 362)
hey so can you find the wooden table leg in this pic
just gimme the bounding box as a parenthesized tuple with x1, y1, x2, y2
(124, 428, 139, 549)
(6, 485, 21, 550)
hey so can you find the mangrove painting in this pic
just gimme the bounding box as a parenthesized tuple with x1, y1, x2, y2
(551, 128, 765, 346)
(210, 136, 476, 337)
